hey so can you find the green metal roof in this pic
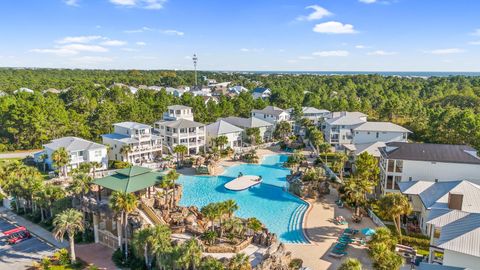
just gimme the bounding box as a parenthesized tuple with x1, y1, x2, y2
(94, 166, 164, 193)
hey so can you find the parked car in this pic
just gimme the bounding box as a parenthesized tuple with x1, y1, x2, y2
(3, 226, 31, 244)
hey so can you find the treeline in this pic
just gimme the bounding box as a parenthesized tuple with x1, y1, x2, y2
(0, 68, 479, 151)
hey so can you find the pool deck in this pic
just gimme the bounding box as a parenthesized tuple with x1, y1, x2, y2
(224, 175, 262, 191)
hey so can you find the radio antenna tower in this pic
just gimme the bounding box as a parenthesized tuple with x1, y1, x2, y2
(192, 53, 198, 86)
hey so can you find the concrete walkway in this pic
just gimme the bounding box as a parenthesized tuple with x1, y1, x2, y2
(0, 207, 68, 249)
(76, 243, 117, 270)
(0, 150, 41, 159)
(285, 189, 376, 270)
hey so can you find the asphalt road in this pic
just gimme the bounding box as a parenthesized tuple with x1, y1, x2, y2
(0, 217, 56, 270)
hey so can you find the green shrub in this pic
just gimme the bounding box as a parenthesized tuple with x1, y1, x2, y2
(289, 258, 303, 270)
(400, 235, 430, 249)
(53, 248, 71, 265)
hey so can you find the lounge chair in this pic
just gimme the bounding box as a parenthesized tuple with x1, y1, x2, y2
(329, 251, 347, 258)
(344, 228, 359, 235)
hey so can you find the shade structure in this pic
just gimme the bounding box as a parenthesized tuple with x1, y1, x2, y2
(361, 227, 376, 236)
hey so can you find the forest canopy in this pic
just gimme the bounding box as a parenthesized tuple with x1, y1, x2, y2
(0, 68, 479, 151)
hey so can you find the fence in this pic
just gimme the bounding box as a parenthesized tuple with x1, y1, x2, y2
(368, 208, 386, 227)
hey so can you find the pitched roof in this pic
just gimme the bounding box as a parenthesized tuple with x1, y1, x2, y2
(417, 262, 468, 270)
(380, 142, 480, 165)
(44, 137, 106, 152)
(93, 166, 164, 193)
(114, 122, 151, 130)
(252, 106, 288, 116)
(168, 105, 191, 110)
(325, 111, 367, 126)
(157, 118, 205, 129)
(220, 116, 273, 129)
(301, 107, 330, 114)
(353, 121, 411, 133)
(399, 180, 480, 212)
(206, 120, 243, 135)
(252, 87, 270, 94)
(344, 142, 386, 157)
(101, 133, 138, 144)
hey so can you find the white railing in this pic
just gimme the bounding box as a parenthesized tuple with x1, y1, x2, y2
(368, 209, 386, 227)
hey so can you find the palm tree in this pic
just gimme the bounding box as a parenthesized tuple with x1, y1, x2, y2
(120, 144, 132, 163)
(333, 153, 348, 180)
(338, 258, 362, 270)
(36, 183, 65, 222)
(342, 177, 373, 215)
(173, 144, 188, 166)
(109, 191, 138, 259)
(200, 256, 225, 270)
(222, 199, 238, 219)
(224, 217, 244, 237)
(177, 238, 203, 270)
(246, 217, 263, 236)
(215, 135, 229, 150)
(201, 203, 219, 232)
(227, 253, 251, 270)
(273, 121, 292, 140)
(90, 161, 102, 178)
(51, 147, 70, 177)
(52, 209, 85, 263)
(378, 193, 412, 237)
(68, 173, 92, 203)
(165, 169, 180, 207)
(132, 225, 172, 270)
(39, 153, 49, 172)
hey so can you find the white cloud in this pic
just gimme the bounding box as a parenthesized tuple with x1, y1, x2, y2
(109, 0, 166, 10)
(121, 48, 139, 52)
(359, 0, 377, 3)
(298, 56, 315, 60)
(355, 45, 369, 49)
(312, 50, 350, 57)
(240, 48, 264, 53)
(468, 41, 480, 45)
(124, 27, 153, 34)
(470, 29, 480, 36)
(161, 30, 184, 36)
(136, 41, 147, 46)
(426, 48, 464, 55)
(71, 56, 113, 64)
(61, 44, 109, 52)
(64, 0, 80, 6)
(367, 50, 397, 56)
(297, 5, 332, 21)
(56, 35, 103, 44)
(100, 40, 127, 46)
(29, 48, 78, 56)
(313, 21, 357, 34)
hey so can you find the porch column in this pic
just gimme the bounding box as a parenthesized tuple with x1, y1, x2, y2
(117, 218, 123, 248)
(93, 214, 99, 243)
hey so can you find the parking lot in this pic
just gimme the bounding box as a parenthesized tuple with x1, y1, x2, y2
(0, 217, 56, 270)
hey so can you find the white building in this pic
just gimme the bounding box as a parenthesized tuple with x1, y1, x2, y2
(352, 122, 410, 144)
(102, 122, 162, 165)
(220, 116, 274, 143)
(154, 105, 206, 155)
(228, 85, 249, 95)
(251, 106, 290, 125)
(323, 112, 367, 146)
(379, 142, 480, 193)
(252, 87, 271, 100)
(206, 120, 244, 149)
(39, 137, 108, 171)
(165, 87, 188, 97)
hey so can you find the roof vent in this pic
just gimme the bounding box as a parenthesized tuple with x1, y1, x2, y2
(448, 192, 463, 210)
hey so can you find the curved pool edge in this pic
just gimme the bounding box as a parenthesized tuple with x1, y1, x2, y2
(286, 192, 313, 245)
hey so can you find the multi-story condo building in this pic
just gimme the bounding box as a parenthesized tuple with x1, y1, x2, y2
(206, 120, 244, 149)
(154, 105, 206, 155)
(220, 116, 274, 143)
(102, 122, 162, 164)
(379, 142, 480, 193)
(323, 111, 367, 146)
(38, 137, 108, 171)
(288, 107, 330, 125)
(351, 122, 410, 144)
(251, 106, 290, 125)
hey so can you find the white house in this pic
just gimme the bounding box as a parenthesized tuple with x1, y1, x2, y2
(102, 122, 162, 165)
(252, 87, 271, 100)
(14, 87, 34, 94)
(154, 105, 206, 155)
(39, 137, 108, 171)
(228, 85, 249, 95)
(425, 209, 480, 269)
(351, 122, 411, 144)
(251, 106, 290, 125)
(220, 116, 274, 143)
(379, 142, 480, 193)
(399, 180, 480, 234)
(165, 87, 188, 97)
(206, 120, 244, 149)
(323, 111, 367, 146)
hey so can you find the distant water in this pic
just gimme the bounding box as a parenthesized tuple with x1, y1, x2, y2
(228, 71, 480, 78)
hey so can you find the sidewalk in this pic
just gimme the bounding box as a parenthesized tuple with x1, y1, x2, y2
(0, 207, 68, 249)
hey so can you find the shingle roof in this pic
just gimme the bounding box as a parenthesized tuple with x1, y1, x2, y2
(44, 137, 106, 152)
(93, 166, 164, 193)
(157, 119, 205, 129)
(220, 116, 273, 129)
(325, 111, 367, 126)
(114, 122, 151, 130)
(344, 142, 386, 157)
(353, 121, 411, 133)
(381, 142, 480, 165)
(301, 107, 330, 114)
(399, 180, 480, 212)
(252, 106, 288, 116)
(206, 120, 243, 136)
(168, 105, 191, 110)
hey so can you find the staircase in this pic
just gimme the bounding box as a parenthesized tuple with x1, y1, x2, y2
(139, 201, 166, 225)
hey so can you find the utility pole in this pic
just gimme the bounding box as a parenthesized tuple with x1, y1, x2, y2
(192, 53, 198, 86)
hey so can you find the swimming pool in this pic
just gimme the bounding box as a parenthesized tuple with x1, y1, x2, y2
(177, 154, 309, 244)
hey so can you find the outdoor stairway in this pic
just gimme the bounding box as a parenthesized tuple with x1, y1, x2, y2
(140, 201, 166, 225)
(286, 203, 308, 244)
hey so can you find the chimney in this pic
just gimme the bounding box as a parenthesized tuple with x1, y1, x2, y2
(448, 192, 463, 210)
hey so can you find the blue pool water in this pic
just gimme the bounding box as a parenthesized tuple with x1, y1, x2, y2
(177, 154, 309, 243)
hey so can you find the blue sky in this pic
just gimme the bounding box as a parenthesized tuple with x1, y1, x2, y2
(0, 0, 479, 71)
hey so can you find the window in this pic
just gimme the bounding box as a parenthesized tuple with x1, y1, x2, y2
(95, 150, 101, 157)
(386, 176, 394, 189)
(387, 160, 395, 172)
(403, 133, 406, 139)
(376, 132, 379, 138)
(394, 176, 401, 190)
(409, 177, 412, 181)
(395, 160, 403, 173)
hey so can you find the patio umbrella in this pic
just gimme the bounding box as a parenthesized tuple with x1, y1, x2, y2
(361, 227, 376, 236)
